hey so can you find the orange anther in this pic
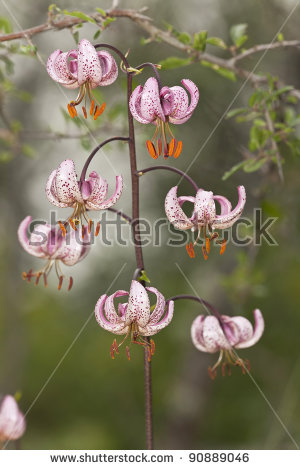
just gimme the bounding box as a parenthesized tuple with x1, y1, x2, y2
(90, 100, 95, 115)
(202, 246, 208, 260)
(156, 138, 162, 156)
(82, 106, 87, 119)
(205, 237, 210, 254)
(173, 140, 183, 158)
(220, 239, 226, 255)
(58, 275, 63, 290)
(113, 339, 119, 355)
(110, 344, 115, 360)
(126, 346, 131, 361)
(43, 273, 48, 287)
(146, 140, 158, 159)
(186, 242, 195, 258)
(67, 103, 75, 118)
(68, 277, 73, 291)
(58, 221, 66, 237)
(68, 218, 77, 231)
(147, 346, 152, 362)
(168, 138, 176, 156)
(221, 362, 226, 377)
(208, 367, 216, 380)
(150, 339, 155, 356)
(94, 102, 106, 120)
(95, 222, 100, 236)
(88, 219, 93, 234)
(22, 272, 27, 280)
(35, 272, 41, 286)
(26, 269, 33, 282)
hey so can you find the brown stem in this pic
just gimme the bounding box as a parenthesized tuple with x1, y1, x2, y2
(106, 207, 132, 224)
(137, 165, 199, 192)
(168, 294, 222, 320)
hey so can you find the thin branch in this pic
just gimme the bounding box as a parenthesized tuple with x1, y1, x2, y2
(264, 107, 284, 182)
(106, 207, 132, 224)
(136, 165, 199, 192)
(232, 40, 300, 63)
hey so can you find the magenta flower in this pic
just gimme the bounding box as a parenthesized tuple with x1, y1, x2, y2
(129, 77, 199, 159)
(46, 159, 123, 234)
(165, 185, 246, 259)
(191, 309, 264, 379)
(18, 216, 91, 290)
(0, 395, 26, 442)
(47, 39, 118, 119)
(95, 280, 174, 360)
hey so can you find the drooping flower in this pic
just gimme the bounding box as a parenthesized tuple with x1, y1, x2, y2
(191, 309, 264, 379)
(18, 216, 91, 290)
(95, 280, 174, 361)
(130, 77, 199, 159)
(47, 39, 118, 119)
(0, 395, 26, 442)
(46, 159, 123, 234)
(165, 185, 246, 259)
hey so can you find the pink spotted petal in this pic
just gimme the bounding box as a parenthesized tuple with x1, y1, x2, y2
(160, 86, 175, 116)
(213, 185, 246, 229)
(95, 295, 128, 334)
(77, 39, 102, 87)
(192, 189, 216, 225)
(125, 280, 151, 327)
(213, 195, 232, 215)
(47, 50, 77, 86)
(236, 309, 264, 349)
(165, 186, 194, 230)
(169, 112, 194, 125)
(146, 287, 166, 324)
(55, 160, 83, 205)
(105, 290, 129, 324)
(168, 85, 189, 119)
(177, 195, 196, 207)
(141, 300, 174, 336)
(140, 77, 165, 122)
(45, 170, 70, 208)
(18, 216, 48, 258)
(86, 171, 108, 205)
(97, 51, 118, 86)
(57, 229, 90, 266)
(0, 395, 26, 442)
(191, 315, 212, 353)
(129, 86, 152, 124)
(86, 176, 123, 211)
(202, 316, 231, 352)
(66, 50, 79, 80)
(181, 79, 199, 116)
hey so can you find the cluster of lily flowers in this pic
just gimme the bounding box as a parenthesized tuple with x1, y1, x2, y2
(16, 38, 264, 387)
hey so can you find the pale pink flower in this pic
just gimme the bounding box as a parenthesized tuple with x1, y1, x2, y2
(191, 309, 264, 378)
(95, 280, 174, 360)
(18, 216, 90, 290)
(130, 77, 199, 159)
(0, 395, 26, 442)
(47, 38, 118, 119)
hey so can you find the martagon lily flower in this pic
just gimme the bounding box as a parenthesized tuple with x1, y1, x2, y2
(165, 185, 246, 259)
(130, 77, 199, 159)
(47, 38, 118, 119)
(95, 280, 174, 361)
(18, 216, 91, 290)
(0, 395, 26, 442)
(46, 159, 123, 235)
(191, 309, 264, 379)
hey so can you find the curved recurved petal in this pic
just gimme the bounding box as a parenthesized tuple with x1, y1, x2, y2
(213, 195, 232, 215)
(140, 77, 165, 122)
(236, 309, 264, 349)
(181, 79, 199, 115)
(126, 280, 151, 327)
(168, 85, 189, 119)
(95, 295, 128, 334)
(55, 160, 83, 205)
(191, 315, 210, 352)
(201, 316, 231, 352)
(47, 50, 77, 86)
(105, 290, 129, 324)
(77, 39, 102, 87)
(0, 395, 26, 441)
(97, 51, 118, 86)
(86, 171, 108, 206)
(87, 176, 123, 210)
(193, 189, 216, 225)
(18, 216, 48, 258)
(165, 186, 194, 230)
(222, 315, 253, 347)
(45, 169, 70, 208)
(160, 86, 175, 116)
(146, 286, 166, 324)
(213, 185, 246, 229)
(56, 229, 86, 266)
(129, 86, 152, 124)
(141, 300, 174, 336)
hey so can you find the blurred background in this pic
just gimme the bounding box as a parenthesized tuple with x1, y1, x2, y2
(0, 0, 299, 450)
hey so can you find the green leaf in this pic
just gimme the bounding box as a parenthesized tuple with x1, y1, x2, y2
(137, 270, 151, 284)
(0, 151, 13, 162)
(72, 31, 79, 45)
(19, 44, 37, 56)
(249, 126, 268, 151)
(95, 8, 106, 15)
(103, 17, 116, 28)
(63, 10, 96, 24)
(201, 60, 236, 81)
(178, 32, 192, 45)
(0, 16, 12, 33)
(159, 56, 191, 70)
(22, 144, 35, 158)
(93, 30, 101, 40)
(206, 37, 227, 49)
(226, 108, 248, 119)
(277, 32, 284, 42)
(230, 23, 248, 46)
(243, 157, 267, 172)
(222, 160, 248, 180)
(272, 86, 294, 98)
(193, 31, 207, 51)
